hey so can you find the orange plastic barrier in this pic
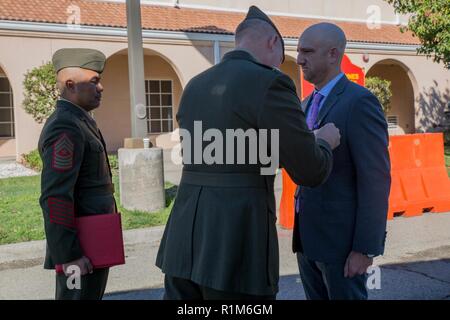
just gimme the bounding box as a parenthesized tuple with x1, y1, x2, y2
(388, 135, 429, 218)
(279, 169, 296, 229)
(420, 134, 450, 212)
(387, 172, 406, 220)
(388, 133, 450, 219)
(279, 133, 450, 228)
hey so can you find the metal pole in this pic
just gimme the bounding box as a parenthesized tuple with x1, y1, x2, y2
(126, 0, 147, 138)
(214, 40, 221, 65)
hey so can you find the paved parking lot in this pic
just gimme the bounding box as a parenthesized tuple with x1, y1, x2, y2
(1, 153, 449, 300)
(1, 212, 449, 300)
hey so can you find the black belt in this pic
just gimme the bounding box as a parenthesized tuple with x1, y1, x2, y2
(180, 171, 272, 188)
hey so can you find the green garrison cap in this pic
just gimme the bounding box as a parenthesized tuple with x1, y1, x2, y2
(244, 5, 285, 62)
(52, 48, 106, 73)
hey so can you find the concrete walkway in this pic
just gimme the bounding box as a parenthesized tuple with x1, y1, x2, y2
(0, 156, 16, 163)
(1, 151, 449, 299)
(0, 157, 39, 179)
(1, 212, 450, 300)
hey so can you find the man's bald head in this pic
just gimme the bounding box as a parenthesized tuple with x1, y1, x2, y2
(56, 67, 87, 92)
(56, 67, 103, 111)
(301, 23, 347, 62)
(297, 23, 347, 89)
(235, 19, 277, 45)
(234, 19, 284, 68)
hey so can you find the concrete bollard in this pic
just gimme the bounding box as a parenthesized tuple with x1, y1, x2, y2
(118, 148, 165, 213)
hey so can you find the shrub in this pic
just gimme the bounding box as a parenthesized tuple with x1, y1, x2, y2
(21, 151, 120, 174)
(22, 149, 43, 171)
(365, 77, 393, 115)
(23, 62, 59, 124)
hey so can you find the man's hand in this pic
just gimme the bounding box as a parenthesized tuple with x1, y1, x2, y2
(63, 256, 93, 276)
(314, 123, 341, 150)
(344, 251, 373, 278)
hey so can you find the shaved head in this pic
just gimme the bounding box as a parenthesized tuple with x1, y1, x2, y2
(235, 19, 277, 44)
(56, 67, 103, 111)
(301, 23, 347, 62)
(234, 19, 284, 68)
(56, 67, 87, 92)
(297, 23, 347, 89)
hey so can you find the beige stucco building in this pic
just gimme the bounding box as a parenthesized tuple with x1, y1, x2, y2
(0, 0, 449, 160)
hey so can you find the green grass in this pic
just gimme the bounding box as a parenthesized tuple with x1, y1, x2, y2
(112, 174, 175, 229)
(0, 175, 44, 245)
(0, 174, 176, 245)
(3, 145, 447, 245)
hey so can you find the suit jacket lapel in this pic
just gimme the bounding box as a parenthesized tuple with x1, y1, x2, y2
(302, 94, 313, 114)
(316, 75, 349, 127)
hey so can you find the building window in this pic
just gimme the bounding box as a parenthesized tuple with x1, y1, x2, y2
(145, 80, 173, 134)
(387, 115, 399, 129)
(0, 76, 14, 138)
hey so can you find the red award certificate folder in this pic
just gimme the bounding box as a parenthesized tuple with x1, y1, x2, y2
(74, 213, 125, 269)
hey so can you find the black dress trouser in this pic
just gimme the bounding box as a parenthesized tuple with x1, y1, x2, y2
(164, 275, 276, 300)
(55, 268, 109, 300)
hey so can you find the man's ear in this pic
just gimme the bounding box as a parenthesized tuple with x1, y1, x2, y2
(268, 35, 278, 49)
(329, 47, 339, 64)
(65, 79, 76, 92)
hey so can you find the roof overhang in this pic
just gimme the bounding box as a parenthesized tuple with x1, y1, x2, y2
(0, 20, 420, 53)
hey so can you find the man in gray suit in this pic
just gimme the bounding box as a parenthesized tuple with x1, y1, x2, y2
(156, 6, 341, 300)
(292, 23, 391, 300)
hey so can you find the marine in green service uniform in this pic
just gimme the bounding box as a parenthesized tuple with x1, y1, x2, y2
(156, 6, 341, 300)
(38, 48, 115, 300)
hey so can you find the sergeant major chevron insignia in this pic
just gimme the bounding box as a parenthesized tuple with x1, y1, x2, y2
(52, 133, 74, 171)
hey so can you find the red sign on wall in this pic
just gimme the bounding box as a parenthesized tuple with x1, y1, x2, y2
(300, 54, 365, 99)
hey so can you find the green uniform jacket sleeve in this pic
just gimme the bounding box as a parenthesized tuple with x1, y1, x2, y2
(39, 120, 84, 265)
(258, 73, 333, 187)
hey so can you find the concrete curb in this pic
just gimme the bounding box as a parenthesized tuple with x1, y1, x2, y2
(0, 225, 166, 265)
(3, 213, 450, 267)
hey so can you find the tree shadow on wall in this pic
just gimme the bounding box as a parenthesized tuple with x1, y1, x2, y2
(416, 80, 450, 133)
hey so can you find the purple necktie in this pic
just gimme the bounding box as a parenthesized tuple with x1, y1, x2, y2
(296, 91, 324, 214)
(306, 91, 324, 130)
